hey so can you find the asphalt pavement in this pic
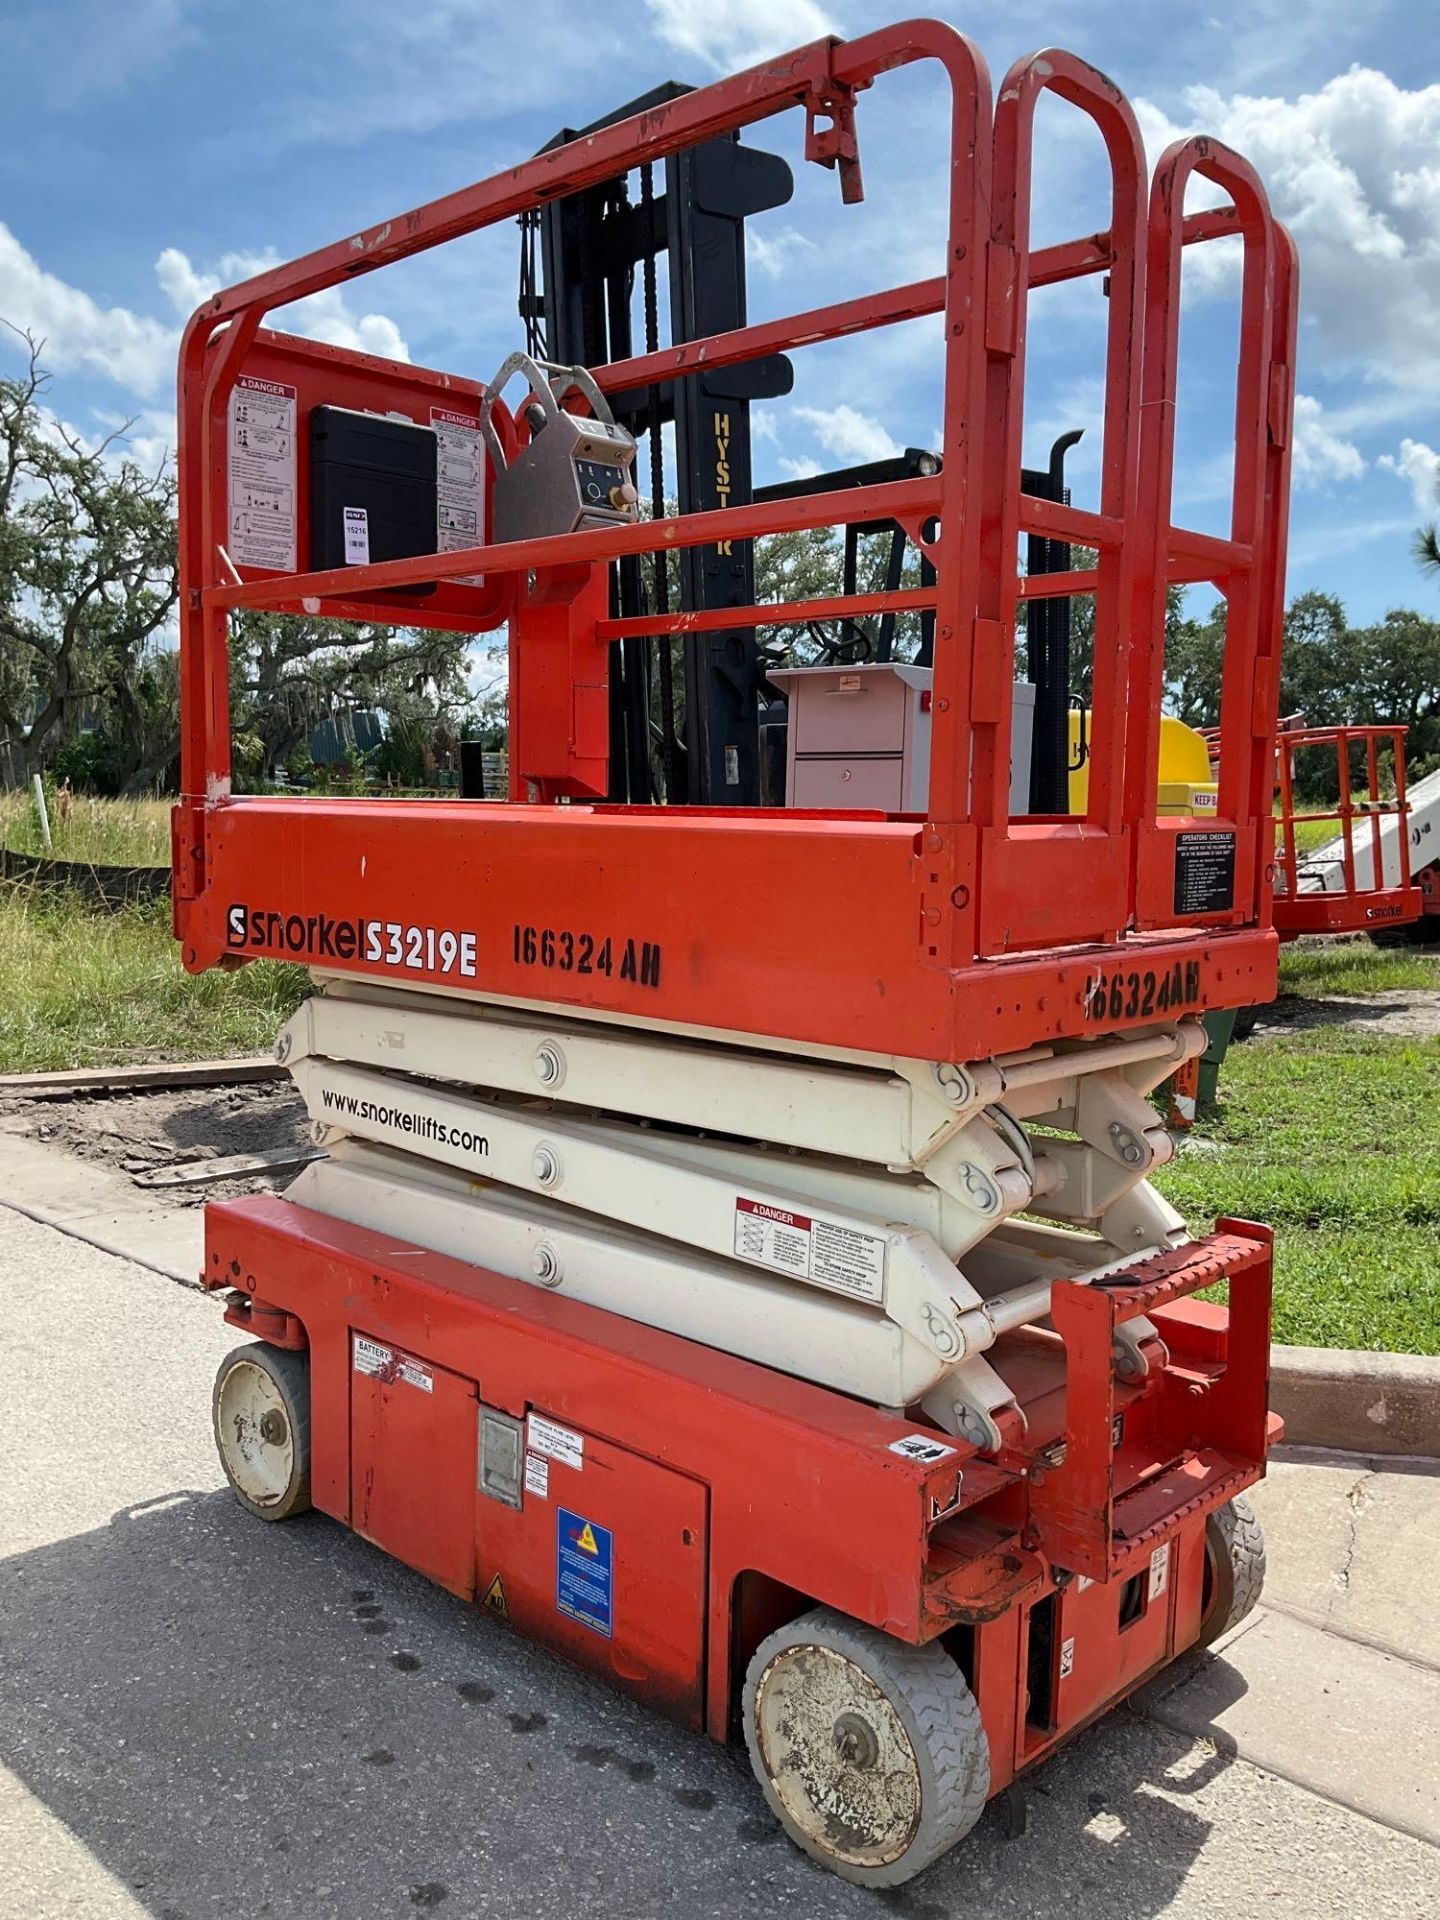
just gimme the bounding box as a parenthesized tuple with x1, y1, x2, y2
(1, 1200, 1436, 1920)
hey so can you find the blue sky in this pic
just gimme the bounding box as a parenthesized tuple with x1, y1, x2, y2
(3, 0, 1439, 629)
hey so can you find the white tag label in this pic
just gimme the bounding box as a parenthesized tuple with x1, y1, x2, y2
(228, 376, 297, 572)
(1148, 1541, 1171, 1601)
(353, 1334, 390, 1377)
(1059, 1635, 1075, 1681)
(733, 1197, 886, 1303)
(889, 1434, 957, 1463)
(342, 506, 370, 564)
(527, 1413, 583, 1471)
(524, 1452, 549, 1499)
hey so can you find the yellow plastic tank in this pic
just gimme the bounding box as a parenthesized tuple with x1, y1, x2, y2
(1066, 710, 1217, 816)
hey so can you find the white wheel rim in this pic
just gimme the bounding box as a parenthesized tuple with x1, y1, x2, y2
(217, 1359, 296, 1507)
(754, 1643, 922, 1869)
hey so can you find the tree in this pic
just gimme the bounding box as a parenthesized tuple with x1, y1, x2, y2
(1052, 547, 1192, 708)
(1278, 590, 1351, 726)
(0, 327, 178, 788)
(1346, 608, 1440, 768)
(228, 612, 472, 784)
(1163, 600, 1226, 726)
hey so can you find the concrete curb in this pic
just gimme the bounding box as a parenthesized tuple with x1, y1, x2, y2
(1271, 1343, 1440, 1458)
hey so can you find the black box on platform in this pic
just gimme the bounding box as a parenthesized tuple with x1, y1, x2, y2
(309, 407, 438, 586)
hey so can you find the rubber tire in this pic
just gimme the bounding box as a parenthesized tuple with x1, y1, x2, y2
(212, 1342, 313, 1522)
(742, 1606, 990, 1888)
(1196, 1494, 1266, 1647)
(1231, 1003, 1262, 1043)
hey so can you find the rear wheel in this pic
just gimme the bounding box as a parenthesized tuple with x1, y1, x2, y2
(742, 1606, 989, 1887)
(1197, 1494, 1266, 1647)
(213, 1342, 312, 1521)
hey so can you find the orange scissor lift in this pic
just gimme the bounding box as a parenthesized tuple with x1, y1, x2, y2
(179, 22, 1296, 1884)
(1272, 724, 1422, 935)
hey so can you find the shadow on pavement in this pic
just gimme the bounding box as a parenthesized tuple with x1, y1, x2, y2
(1256, 991, 1437, 1037)
(0, 1489, 1230, 1920)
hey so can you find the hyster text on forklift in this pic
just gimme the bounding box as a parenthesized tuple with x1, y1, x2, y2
(179, 18, 1295, 1886)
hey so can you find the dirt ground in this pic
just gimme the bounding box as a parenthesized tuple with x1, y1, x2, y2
(0, 1080, 311, 1208)
(1255, 985, 1440, 1040)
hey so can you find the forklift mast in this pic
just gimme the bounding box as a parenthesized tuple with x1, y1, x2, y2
(533, 86, 793, 805)
(531, 101, 1090, 816)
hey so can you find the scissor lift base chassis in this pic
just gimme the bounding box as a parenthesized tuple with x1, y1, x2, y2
(207, 1191, 1274, 1808)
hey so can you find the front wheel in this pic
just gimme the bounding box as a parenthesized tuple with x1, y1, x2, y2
(742, 1606, 989, 1887)
(1196, 1494, 1266, 1647)
(212, 1342, 313, 1521)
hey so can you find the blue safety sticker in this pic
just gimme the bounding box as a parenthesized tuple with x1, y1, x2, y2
(556, 1507, 613, 1639)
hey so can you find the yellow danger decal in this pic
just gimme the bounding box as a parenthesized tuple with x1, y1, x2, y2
(575, 1522, 599, 1555)
(482, 1572, 509, 1621)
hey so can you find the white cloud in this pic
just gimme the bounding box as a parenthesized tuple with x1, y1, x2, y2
(1291, 393, 1365, 488)
(1135, 68, 1440, 392)
(1378, 437, 1440, 516)
(156, 247, 410, 363)
(0, 230, 410, 408)
(778, 456, 823, 482)
(643, 0, 836, 75)
(0, 223, 175, 398)
(746, 226, 817, 281)
(792, 404, 901, 465)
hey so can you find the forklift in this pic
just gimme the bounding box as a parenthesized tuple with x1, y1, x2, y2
(178, 20, 1294, 1885)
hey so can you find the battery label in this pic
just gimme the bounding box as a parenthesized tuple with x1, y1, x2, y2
(352, 1334, 433, 1391)
(556, 1508, 612, 1638)
(228, 376, 297, 572)
(431, 407, 486, 585)
(733, 1197, 886, 1303)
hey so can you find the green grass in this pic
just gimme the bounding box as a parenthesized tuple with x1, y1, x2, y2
(1156, 1021, 1440, 1354)
(0, 887, 307, 1073)
(1278, 935, 1440, 999)
(1279, 815, 1344, 857)
(0, 790, 171, 865)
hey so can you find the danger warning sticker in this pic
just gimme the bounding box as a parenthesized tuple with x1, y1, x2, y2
(733, 1197, 886, 1303)
(431, 406, 486, 585)
(228, 376, 296, 572)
